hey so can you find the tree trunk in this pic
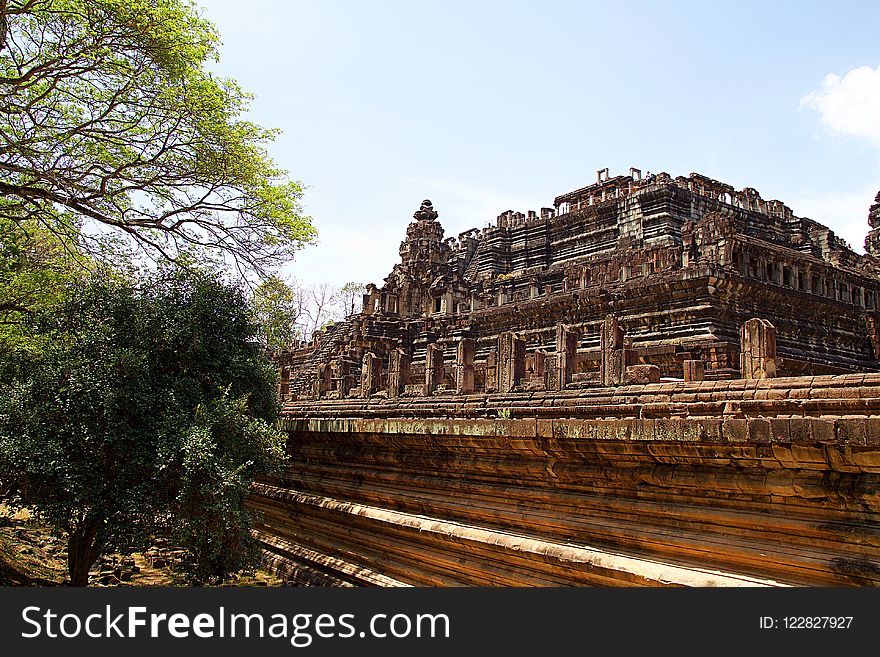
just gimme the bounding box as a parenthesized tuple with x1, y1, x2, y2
(67, 520, 100, 587)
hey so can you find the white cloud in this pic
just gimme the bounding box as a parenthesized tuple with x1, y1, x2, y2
(795, 67, 880, 251)
(801, 65, 880, 145)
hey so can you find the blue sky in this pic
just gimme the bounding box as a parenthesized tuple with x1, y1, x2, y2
(199, 0, 880, 288)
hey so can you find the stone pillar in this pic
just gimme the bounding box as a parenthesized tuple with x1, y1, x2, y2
(555, 324, 579, 390)
(544, 354, 558, 391)
(278, 366, 290, 401)
(455, 338, 475, 395)
(497, 332, 525, 393)
(387, 349, 410, 398)
(600, 314, 627, 387)
(360, 351, 382, 398)
(314, 362, 332, 399)
(740, 318, 777, 379)
(866, 313, 880, 361)
(425, 343, 445, 395)
(497, 332, 512, 392)
(333, 358, 352, 397)
(683, 359, 705, 382)
(485, 350, 497, 392)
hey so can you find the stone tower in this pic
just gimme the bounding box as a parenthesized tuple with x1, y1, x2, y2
(384, 200, 456, 318)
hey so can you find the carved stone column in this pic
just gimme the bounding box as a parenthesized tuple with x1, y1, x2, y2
(314, 362, 332, 400)
(600, 314, 627, 386)
(555, 324, 578, 390)
(361, 352, 382, 398)
(278, 366, 290, 401)
(485, 349, 497, 392)
(333, 358, 352, 397)
(740, 318, 777, 379)
(387, 349, 410, 398)
(497, 332, 525, 393)
(455, 338, 475, 395)
(425, 343, 445, 395)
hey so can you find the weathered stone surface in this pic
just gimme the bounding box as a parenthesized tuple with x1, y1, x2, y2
(332, 358, 352, 398)
(259, 374, 880, 587)
(683, 359, 705, 382)
(741, 318, 777, 379)
(456, 338, 475, 395)
(314, 362, 331, 399)
(625, 364, 661, 384)
(600, 315, 631, 386)
(387, 349, 410, 398)
(278, 366, 290, 401)
(555, 324, 578, 390)
(497, 332, 525, 393)
(360, 352, 382, 398)
(424, 343, 444, 396)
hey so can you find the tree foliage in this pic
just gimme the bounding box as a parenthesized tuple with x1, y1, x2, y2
(252, 275, 301, 351)
(0, 217, 74, 323)
(0, 268, 287, 585)
(249, 279, 365, 347)
(300, 281, 338, 337)
(338, 281, 364, 317)
(0, 0, 316, 276)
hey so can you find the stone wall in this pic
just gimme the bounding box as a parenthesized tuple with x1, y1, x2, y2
(251, 373, 880, 587)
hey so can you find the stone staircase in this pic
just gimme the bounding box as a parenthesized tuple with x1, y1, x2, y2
(463, 235, 491, 282)
(287, 320, 351, 398)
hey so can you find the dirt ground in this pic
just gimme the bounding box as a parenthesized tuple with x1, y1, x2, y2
(0, 504, 283, 587)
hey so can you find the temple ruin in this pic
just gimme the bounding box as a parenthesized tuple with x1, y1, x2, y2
(256, 169, 880, 586)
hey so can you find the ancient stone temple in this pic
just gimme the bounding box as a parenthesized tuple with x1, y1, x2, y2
(260, 169, 880, 586)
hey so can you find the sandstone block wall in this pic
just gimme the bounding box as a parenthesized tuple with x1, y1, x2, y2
(250, 373, 880, 587)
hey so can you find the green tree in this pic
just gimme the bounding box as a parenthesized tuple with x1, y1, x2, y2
(0, 269, 287, 585)
(252, 275, 301, 351)
(338, 281, 364, 317)
(0, 215, 103, 350)
(0, 0, 316, 276)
